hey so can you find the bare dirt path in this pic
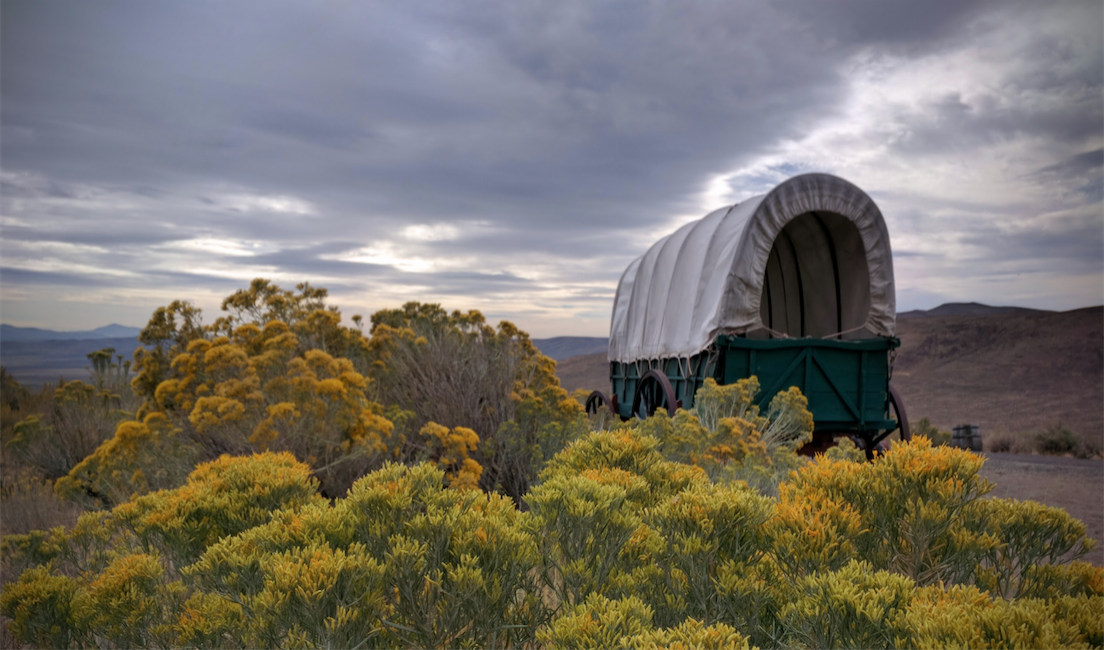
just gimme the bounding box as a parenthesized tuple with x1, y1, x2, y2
(978, 452, 1103, 566)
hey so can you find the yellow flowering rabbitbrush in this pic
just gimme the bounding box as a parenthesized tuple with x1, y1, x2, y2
(4, 393, 1104, 650)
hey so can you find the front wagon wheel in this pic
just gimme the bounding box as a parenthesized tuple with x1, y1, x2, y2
(863, 382, 911, 461)
(632, 370, 680, 419)
(889, 383, 910, 441)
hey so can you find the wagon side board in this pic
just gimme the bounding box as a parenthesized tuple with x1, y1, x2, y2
(610, 336, 900, 436)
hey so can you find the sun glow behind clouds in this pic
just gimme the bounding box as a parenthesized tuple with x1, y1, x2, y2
(215, 193, 316, 215)
(402, 223, 462, 242)
(176, 238, 261, 257)
(326, 244, 438, 273)
(697, 12, 1102, 310)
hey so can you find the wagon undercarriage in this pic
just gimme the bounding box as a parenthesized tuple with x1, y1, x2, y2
(587, 336, 911, 459)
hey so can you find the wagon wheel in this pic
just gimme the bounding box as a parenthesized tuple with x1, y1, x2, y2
(632, 370, 681, 419)
(585, 391, 618, 418)
(889, 383, 910, 441)
(862, 382, 911, 460)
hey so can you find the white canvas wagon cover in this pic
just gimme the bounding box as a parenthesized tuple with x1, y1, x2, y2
(609, 173, 896, 363)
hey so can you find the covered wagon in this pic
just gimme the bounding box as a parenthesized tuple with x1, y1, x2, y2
(587, 173, 909, 456)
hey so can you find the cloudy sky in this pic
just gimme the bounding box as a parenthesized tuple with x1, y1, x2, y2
(2, 1, 1101, 337)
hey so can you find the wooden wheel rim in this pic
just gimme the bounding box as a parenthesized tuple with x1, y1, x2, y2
(632, 369, 679, 419)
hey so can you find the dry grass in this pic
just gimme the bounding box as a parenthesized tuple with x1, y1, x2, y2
(891, 307, 1103, 444)
(979, 454, 1104, 567)
(0, 467, 84, 538)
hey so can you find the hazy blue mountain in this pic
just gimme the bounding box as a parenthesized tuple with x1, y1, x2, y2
(1, 336, 144, 389)
(533, 336, 608, 361)
(1, 323, 142, 342)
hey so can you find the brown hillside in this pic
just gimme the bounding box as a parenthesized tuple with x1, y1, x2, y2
(555, 307, 1104, 441)
(556, 352, 609, 396)
(892, 306, 1102, 442)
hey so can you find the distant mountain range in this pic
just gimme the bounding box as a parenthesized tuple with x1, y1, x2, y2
(0, 303, 1054, 347)
(1, 337, 145, 388)
(1, 323, 142, 342)
(897, 302, 1051, 319)
(531, 336, 609, 361)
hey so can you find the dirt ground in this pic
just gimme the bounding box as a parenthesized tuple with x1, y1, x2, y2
(978, 452, 1103, 566)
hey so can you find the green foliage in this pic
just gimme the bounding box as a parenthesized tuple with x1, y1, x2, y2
(70, 284, 582, 507)
(186, 462, 543, 648)
(781, 560, 914, 649)
(913, 416, 952, 446)
(627, 618, 751, 650)
(692, 377, 814, 451)
(823, 436, 866, 463)
(638, 377, 813, 494)
(772, 437, 996, 584)
(6, 376, 135, 483)
(528, 467, 653, 607)
(55, 412, 199, 507)
(969, 497, 1099, 599)
(529, 427, 775, 630)
(539, 593, 653, 650)
(71, 553, 181, 648)
(541, 595, 754, 650)
(492, 378, 589, 501)
(111, 451, 325, 567)
(367, 301, 582, 501)
(1036, 421, 1081, 454)
(0, 566, 80, 649)
(905, 585, 1103, 649)
(524, 429, 705, 608)
(539, 428, 706, 499)
(1034, 420, 1102, 458)
(641, 480, 773, 627)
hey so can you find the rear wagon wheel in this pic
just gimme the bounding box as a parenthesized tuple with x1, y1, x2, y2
(632, 369, 681, 419)
(585, 391, 618, 417)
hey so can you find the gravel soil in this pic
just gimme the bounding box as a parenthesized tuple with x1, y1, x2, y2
(978, 452, 1103, 566)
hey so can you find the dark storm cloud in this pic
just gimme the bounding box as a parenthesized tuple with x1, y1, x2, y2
(0, 267, 113, 288)
(961, 212, 1104, 271)
(3, 1, 850, 228)
(1, 0, 1100, 331)
(1037, 149, 1104, 177)
(773, 0, 990, 50)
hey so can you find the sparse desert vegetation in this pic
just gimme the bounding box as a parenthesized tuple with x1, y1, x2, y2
(2, 280, 1102, 649)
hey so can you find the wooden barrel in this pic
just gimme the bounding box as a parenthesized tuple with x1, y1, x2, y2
(952, 424, 982, 451)
(968, 424, 983, 451)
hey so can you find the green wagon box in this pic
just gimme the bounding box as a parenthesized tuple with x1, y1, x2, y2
(589, 174, 909, 456)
